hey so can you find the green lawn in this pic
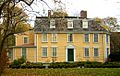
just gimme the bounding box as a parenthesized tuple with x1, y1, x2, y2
(2, 68, 120, 76)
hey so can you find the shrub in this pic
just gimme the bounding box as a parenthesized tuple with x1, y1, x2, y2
(10, 57, 26, 68)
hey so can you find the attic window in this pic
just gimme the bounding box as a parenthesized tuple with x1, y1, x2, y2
(67, 20, 73, 29)
(50, 19, 55, 28)
(82, 19, 88, 29)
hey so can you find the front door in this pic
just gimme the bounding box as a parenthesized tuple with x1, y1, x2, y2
(68, 49, 74, 61)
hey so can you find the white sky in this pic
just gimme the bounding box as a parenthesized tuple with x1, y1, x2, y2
(26, 0, 120, 26)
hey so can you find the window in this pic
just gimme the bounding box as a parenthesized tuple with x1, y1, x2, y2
(84, 34, 89, 42)
(106, 34, 109, 44)
(84, 48, 89, 57)
(22, 48, 26, 59)
(94, 48, 99, 57)
(42, 47, 47, 57)
(24, 37, 29, 44)
(52, 34, 57, 42)
(42, 33, 47, 42)
(8, 49, 13, 60)
(106, 48, 109, 58)
(82, 19, 88, 28)
(67, 20, 73, 29)
(94, 34, 98, 42)
(68, 34, 73, 42)
(51, 47, 57, 57)
(50, 19, 55, 28)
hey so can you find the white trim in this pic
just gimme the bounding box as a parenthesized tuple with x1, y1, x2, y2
(93, 47, 99, 57)
(93, 33, 99, 43)
(41, 47, 48, 57)
(82, 19, 88, 29)
(66, 45, 76, 62)
(21, 48, 27, 59)
(50, 19, 55, 28)
(42, 33, 48, 42)
(67, 34, 74, 42)
(51, 47, 58, 57)
(67, 19, 73, 29)
(51, 33, 58, 42)
(84, 34, 90, 42)
(83, 47, 90, 57)
(23, 36, 29, 44)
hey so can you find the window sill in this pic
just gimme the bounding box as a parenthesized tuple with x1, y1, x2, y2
(84, 56, 90, 58)
(51, 56, 57, 58)
(94, 56, 99, 58)
(42, 41, 48, 43)
(51, 41, 58, 43)
(67, 41, 74, 43)
(93, 42, 99, 44)
(42, 57, 48, 58)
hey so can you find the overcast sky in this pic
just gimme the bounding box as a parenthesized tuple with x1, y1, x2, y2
(26, 0, 120, 26)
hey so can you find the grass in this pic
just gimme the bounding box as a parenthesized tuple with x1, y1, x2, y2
(2, 68, 120, 76)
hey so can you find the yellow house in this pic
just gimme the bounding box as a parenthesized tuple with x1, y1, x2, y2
(10, 11, 110, 63)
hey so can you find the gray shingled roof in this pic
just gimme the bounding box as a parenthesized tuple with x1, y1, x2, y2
(34, 17, 108, 33)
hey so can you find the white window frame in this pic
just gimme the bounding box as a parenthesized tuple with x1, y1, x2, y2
(84, 34, 90, 42)
(67, 19, 73, 29)
(50, 19, 55, 28)
(84, 47, 89, 57)
(93, 34, 99, 43)
(52, 33, 57, 42)
(42, 33, 48, 42)
(82, 19, 88, 29)
(51, 47, 57, 57)
(42, 47, 47, 57)
(21, 48, 27, 59)
(93, 47, 99, 57)
(67, 33, 73, 42)
(23, 36, 29, 44)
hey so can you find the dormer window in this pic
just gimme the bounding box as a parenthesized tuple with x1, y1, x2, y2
(50, 19, 55, 28)
(82, 19, 88, 29)
(67, 20, 73, 29)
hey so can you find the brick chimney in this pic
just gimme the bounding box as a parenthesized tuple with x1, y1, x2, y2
(48, 10, 51, 18)
(80, 10, 87, 18)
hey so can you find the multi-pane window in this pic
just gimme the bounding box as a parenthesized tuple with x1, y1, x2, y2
(84, 34, 89, 42)
(67, 20, 73, 29)
(94, 48, 99, 57)
(22, 48, 26, 59)
(24, 37, 29, 44)
(51, 47, 57, 57)
(84, 48, 89, 57)
(82, 19, 88, 28)
(94, 34, 98, 42)
(52, 34, 57, 42)
(42, 33, 47, 42)
(42, 47, 47, 57)
(68, 34, 73, 42)
(106, 34, 109, 44)
(50, 19, 55, 28)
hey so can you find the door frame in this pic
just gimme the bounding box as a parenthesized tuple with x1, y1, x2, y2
(66, 45, 76, 62)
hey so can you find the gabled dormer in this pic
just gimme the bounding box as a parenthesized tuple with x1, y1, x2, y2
(67, 19, 73, 29)
(82, 19, 88, 29)
(50, 19, 55, 28)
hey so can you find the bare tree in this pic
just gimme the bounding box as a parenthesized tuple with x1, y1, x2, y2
(0, 0, 35, 75)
